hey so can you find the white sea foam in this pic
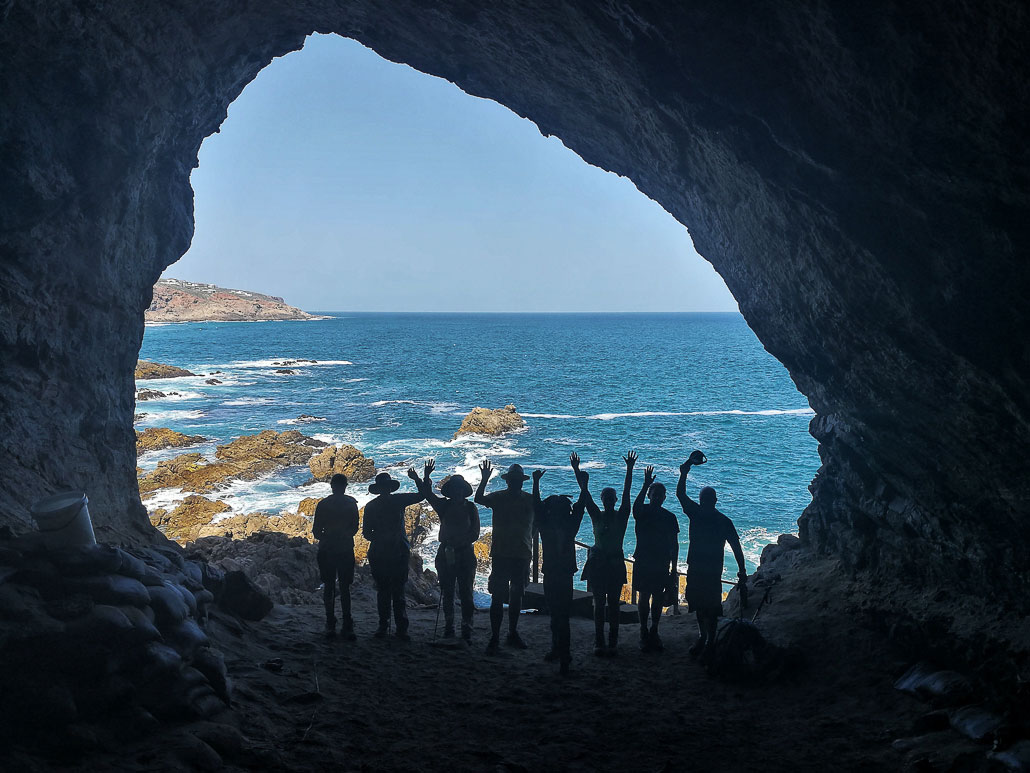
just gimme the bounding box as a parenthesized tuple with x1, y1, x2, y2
(276, 415, 328, 426)
(136, 409, 207, 422)
(221, 396, 275, 407)
(524, 408, 814, 420)
(208, 358, 353, 369)
(369, 399, 462, 414)
(342, 377, 369, 383)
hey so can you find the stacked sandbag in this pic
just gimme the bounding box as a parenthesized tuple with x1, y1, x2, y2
(0, 534, 268, 762)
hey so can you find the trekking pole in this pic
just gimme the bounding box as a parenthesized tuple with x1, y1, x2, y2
(432, 591, 442, 643)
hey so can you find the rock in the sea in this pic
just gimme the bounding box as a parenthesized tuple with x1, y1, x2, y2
(453, 404, 525, 439)
(274, 368, 296, 375)
(204, 378, 221, 385)
(296, 497, 320, 517)
(138, 431, 326, 495)
(134, 413, 148, 423)
(136, 427, 207, 454)
(136, 389, 175, 401)
(135, 360, 196, 379)
(308, 444, 375, 483)
(150, 496, 231, 542)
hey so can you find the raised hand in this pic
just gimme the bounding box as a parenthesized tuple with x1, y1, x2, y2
(679, 460, 692, 475)
(479, 460, 493, 482)
(643, 465, 656, 486)
(623, 450, 637, 468)
(406, 467, 420, 481)
(532, 469, 546, 482)
(570, 452, 581, 470)
(424, 459, 436, 477)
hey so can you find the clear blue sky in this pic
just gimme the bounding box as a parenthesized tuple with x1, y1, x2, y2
(168, 34, 738, 313)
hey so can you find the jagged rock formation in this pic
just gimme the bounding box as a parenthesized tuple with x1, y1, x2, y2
(308, 444, 375, 483)
(146, 278, 313, 323)
(135, 361, 196, 380)
(453, 405, 525, 439)
(0, 2, 1027, 671)
(138, 431, 325, 495)
(149, 496, 232, 542)
(136, 427, 207, 454)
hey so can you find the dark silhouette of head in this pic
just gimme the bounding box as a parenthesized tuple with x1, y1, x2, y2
(501, 464, 530, 491)
(542, 494, 572, 517)
(700, 486, 717, 508)
(330, 473, 348, 494)
(440, 474, 473, 500)
(648, 482, 667, 506)
(600, 487, 618, 509)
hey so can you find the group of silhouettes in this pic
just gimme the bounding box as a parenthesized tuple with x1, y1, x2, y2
(311, 449, 747, 675)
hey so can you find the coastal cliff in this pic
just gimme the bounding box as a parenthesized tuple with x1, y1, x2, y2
(146, 278, 314, 323)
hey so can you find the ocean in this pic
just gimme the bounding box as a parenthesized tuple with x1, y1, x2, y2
(137, 312, 819, 587)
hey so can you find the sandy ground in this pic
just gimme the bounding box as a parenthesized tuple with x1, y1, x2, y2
(63, 558, 923, 772)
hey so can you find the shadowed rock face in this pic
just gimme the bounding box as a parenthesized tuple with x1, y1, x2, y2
(0, 2, 1027, 617)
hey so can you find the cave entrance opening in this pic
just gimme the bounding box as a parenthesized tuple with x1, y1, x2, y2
(136, 34, 819, 581)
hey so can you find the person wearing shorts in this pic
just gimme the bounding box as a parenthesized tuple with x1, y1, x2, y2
(312, 473, 360, 640)
(475, 460, 535, 654)
(632, 465, 680, 652)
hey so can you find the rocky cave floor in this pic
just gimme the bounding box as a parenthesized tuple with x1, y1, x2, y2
(13, 557, 1008, 772)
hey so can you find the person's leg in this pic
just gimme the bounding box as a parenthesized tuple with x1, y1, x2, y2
(375, 587, 391, 635)
(593, 584, 607, 654)
(689, 611, 706, 658)
(558, 575, 573, 673)
(317, 551, 336, 634)
(607, 588, 621, 652)
(437, 555, 456, 636)
(543, 578, 559, 660)
(638, 588, 651, 645)
(457, 550, 475, 641)
(649, 592, 664, 651)
(486, 561, 507, 652)
(506, 560, 527, 648)
(393, 581, 409, 638)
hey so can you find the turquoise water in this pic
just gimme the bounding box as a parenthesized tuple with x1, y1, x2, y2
(137, 312, 818, 584)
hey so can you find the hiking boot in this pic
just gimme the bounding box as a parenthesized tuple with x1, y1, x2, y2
(461, 622, 473, 644)
(639, 630, 650, 651)
(324, 618, 336, 639)
(485, 636, 500, 655)
(443, 620, 456, 639)
(543, 649, 559, 662)
(559, 658, 571, 676)
(395, 630, 411, 642)
(650, 631, 664, 652)
(608, 629, 619, 656)
(688, 636, 705, 660)
(506, 632, 528, 650)
(594, 645, 608, 657)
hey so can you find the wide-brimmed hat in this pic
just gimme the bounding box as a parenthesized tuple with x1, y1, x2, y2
(368, 472, 401, 494)
(440, 474, 473, 499)
(500, 463, 530, 482)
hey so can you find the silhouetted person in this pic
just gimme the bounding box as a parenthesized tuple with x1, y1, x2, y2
(363, 469, 425, 640)
(413, 459, 480, 642)
(574, 450, 635, 656)
(533, 467, 582, 675)
(632, 465, 680, 652)
(677, 451, 747, 662)
(475, 460, 534, 654)
(312, 473, 360, 640)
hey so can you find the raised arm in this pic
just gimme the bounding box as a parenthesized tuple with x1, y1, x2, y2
(395, 468, 428, 507)
(532, 469, 545, 510)
(677, 450, 707, 515)
(570, 452, 597, 513)
(619, 450, 637, 514)
(416, 459, 446, 509)
(633, 465, 656, 517)
(474, 460, 492, 507)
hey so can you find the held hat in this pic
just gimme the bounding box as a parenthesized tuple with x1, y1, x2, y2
(368, 472, 401, 495)
(500, 463, 530, 482)
(440, 474, 473, 499)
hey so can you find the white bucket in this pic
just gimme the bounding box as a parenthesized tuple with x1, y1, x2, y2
(30, 491, 97, 550)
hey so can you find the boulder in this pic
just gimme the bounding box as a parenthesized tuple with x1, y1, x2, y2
(150, 496, 231, 542)
(473, 530, 493, 572)
(308, 444, 375, 483)
(135, 361, 196, 379)
(453, 404, 525, 439)
(136, 427, 207, 454)
(193, 513, 313, 542)
(218, 570, 273, 620)
(136, 389, 173, 401)
(274, 368, 295, 375)
(204, 378, 221, 385)
(138, 430, 326, 494)
(296, 497, 320, 517)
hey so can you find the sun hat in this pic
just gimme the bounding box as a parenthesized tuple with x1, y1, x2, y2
(500, 463, 530, 482)
(368, 472, 401, 494)
(440, 474, 473, 498)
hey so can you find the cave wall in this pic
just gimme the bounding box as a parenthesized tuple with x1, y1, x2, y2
(1, 2, 1027, 596)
